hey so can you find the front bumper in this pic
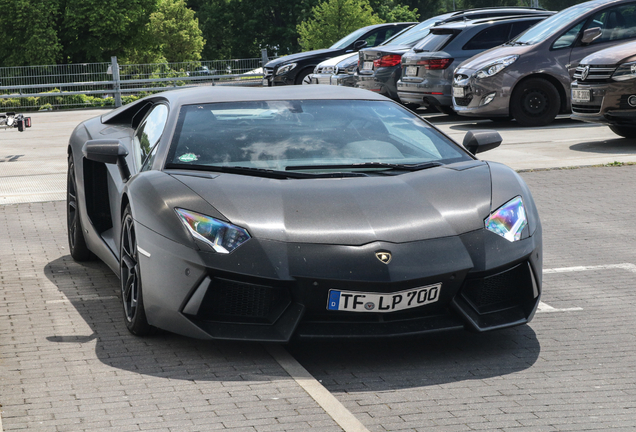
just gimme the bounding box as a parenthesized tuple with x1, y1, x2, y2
(136, 222, 542, 342)
(571, 80, 636, 125)
(452, 71, 511, 118)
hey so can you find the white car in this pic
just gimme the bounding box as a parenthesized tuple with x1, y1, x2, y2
(308, 53, 359, 85)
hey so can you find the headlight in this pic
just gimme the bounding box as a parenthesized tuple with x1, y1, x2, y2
(175, 208, 250, 254)
(612, 62, 636, 81)
(475, 55, 518, 79)
(276, 63, 297, 75)
(484, 196, 527, 242)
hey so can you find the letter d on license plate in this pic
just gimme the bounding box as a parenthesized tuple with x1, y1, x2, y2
(327, 283, 442, 313)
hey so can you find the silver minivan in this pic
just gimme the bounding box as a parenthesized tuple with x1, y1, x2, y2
(452, 0, 636, 126)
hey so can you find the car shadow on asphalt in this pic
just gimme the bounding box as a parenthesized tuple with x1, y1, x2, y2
(441, 117, 580, 131)
(43, 255, 540, 389)
(569, 137, 636, 154)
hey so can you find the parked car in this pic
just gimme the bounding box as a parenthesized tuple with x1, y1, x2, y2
(66, 85, 542, 341)
(356, 7, 551, 101)
(570, 39, 636, 138)
(308, 52, 359, 85)
(187, 66, 215, 77)
(452, 0, 636, 126)
(262, 22, 415, 86)
(398, 13, 553, 113)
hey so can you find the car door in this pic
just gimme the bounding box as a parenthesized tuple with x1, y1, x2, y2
(569, 2, 636, 73)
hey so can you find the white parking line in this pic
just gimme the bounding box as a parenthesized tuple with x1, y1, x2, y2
(266, 344, 370, 432)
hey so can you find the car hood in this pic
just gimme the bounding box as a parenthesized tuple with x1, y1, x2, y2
(266, 49, 338, 68)
(456, 44, 533, 72)
(580, 39, 636, 65)
(170, 162, 492, 245)
(318, 53, 358, 68)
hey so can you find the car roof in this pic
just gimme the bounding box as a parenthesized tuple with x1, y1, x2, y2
(102, 86, 390, 123)
(432, 13, 554, 30)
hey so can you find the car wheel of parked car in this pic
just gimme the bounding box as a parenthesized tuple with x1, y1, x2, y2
(510, 78, 560, 127)
(609, 125, 636, 139)
(67, 154, 94, 261)
(120, 205, 154, 336)
(296, 69, 313, 85)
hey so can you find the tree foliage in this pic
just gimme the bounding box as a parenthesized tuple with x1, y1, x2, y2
(297, 0, 383, 51)
(146, 0, 205, 63)
(0, 0, 61, 66)
(369, 0, 419, 22)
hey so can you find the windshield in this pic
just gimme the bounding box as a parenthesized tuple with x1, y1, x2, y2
(383, 16, 444, 47)
(512, 2, 598, 45)
(330, 27, 370, 49)
(166, 100, 470, 174)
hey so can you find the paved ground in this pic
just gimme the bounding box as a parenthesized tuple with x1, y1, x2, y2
(1, 109, 636, 431)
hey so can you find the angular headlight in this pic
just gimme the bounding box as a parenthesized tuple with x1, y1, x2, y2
(175, 208, 250, 254)
(276, 63, 297, 75)
(612, 62, 636, 81)
(475, 55, 518, 79)
(484, 196, 527, 242)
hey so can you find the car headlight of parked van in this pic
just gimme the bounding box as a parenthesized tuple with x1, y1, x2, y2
(475, 55, 519, 79)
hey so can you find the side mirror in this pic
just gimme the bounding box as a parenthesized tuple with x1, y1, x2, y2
(581, 27, 602, 45)
(463, 130, 502, 155)
(82, 139, 131, 182)
(353, 40, 368, 50)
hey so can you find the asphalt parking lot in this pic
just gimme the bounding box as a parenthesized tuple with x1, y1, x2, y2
(1, 109, 636, 431)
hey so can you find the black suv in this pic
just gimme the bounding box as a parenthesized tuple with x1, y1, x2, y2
(262, 22, 414, 86)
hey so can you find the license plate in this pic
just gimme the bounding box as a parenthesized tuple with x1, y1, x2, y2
(572, 89, 590, 103)
(262, 78, 269, 86)
(327, 283, 442, 313)
(362, 61, 374, 71)
(452, 87, 465, 98)
(405, 66, 418, 76)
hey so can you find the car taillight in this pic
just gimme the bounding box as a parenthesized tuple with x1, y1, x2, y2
(373, 54, 402, 68)
(416, 58, 454, 70)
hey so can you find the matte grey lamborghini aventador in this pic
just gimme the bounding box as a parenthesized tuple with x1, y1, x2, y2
(66, 85, 542, 341)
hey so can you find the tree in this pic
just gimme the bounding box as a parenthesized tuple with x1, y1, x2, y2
(297, 0, 383, 51)
(59, 0, 157, 63)
(146, 0, 205, 62)
(0, 0, 61, 66)
(369, 0, 419, 22)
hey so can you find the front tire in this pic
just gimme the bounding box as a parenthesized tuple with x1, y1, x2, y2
(510, 78, 560, 127)
(67, 154, 94, 261)
(609, 124, 636, 138)
(296, 69, 312, 85)
(120, 205, 154, 336)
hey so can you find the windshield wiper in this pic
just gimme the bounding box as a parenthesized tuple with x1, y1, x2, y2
(285, 161, 442, 172)
(165, 163, 367, 179)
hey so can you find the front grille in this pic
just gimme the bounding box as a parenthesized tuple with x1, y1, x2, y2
(197, 277, 291, 324)
(460, 263, 532, 314)
(573, 64, 616, 83)
(263, 67, 273, 77)
(572, 104, 602, 114)
(454, 97, 472, 107)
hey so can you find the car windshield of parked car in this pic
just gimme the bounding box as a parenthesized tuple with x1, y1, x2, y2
(511, 2, 599, 45)
(330, 27, 370, 49)
(382, 16, 442, 47)
(166, 100, 471, 174)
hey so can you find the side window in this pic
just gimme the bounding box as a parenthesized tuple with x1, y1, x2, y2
(552, 20, 585, 49)
(463, 24, 512, 51)
(583, 4, 636, 44)
(510, 20, 542, 40)
(133, 104, 169, 170)
(365, 29, 386, 47)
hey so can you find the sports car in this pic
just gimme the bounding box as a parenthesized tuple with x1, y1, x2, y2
(67, 85, 542, 341)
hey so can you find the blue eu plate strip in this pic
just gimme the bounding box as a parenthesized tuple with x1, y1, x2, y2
(328, 290, 341, 310)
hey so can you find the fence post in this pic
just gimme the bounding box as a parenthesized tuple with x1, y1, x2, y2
(261, 49, 269, 67)
(111, 56, 122, 107)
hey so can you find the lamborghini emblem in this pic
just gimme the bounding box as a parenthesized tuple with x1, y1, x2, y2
(375, 251, 392, 264)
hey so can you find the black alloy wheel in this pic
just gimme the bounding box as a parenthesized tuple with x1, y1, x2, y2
(67, 154, 93, 261)
(510, 78, 560, 127)
(609, 124, 636, 139)
(120, 205, 154, 336)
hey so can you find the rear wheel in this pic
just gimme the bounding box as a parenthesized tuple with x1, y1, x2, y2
(510, 78, 560, 127)
(67, 154, 93, 261)
(120, 205, 154, 336)
(609, 124, 636, 139)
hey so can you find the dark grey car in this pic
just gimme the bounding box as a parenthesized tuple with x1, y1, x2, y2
(66, 86, 542, 341)
(398, 14, 552, 113)
(453, 0, 636, 126)
(571, 39, 636, 138)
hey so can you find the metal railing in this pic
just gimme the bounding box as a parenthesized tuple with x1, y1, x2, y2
(0, 52, 271, 111)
